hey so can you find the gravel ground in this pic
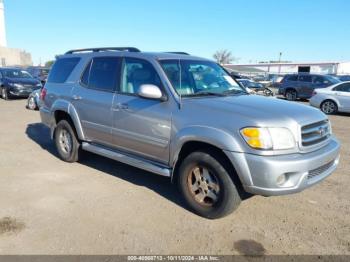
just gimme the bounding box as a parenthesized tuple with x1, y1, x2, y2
(0, 98, 349, 255)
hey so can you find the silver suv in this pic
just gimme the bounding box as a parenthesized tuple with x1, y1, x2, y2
(40, 47, 341, 219)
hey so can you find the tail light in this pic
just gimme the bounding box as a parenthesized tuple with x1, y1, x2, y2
(40, 88, 47, 101)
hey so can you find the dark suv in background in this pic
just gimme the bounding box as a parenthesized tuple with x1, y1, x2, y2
(26, 66, 50, 84)
(278, 74, 340, 101)
(0, 68, 42, 100)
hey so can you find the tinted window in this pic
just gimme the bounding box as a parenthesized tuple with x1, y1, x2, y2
(313, 76, 325, 84)
(286, 75, 298, 81)
(81, 57, 120, 92)
(298, 75, 312, 82)
(120, 58, 162, 94)
(48, 58, 80, 83)
(334, 83, 350, 92)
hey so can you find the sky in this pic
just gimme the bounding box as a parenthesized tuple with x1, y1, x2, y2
(4, 0, 350, 65)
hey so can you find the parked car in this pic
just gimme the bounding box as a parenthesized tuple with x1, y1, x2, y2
(336, 75, 350, 82)
(0, 68, 42, 100)
(26, 89, 42, 110)
(269, 75, 284, 88)
(278, 74, 341, 101)
(310, 81, 350, 114)
(237, 79, 274, 96)
(26, 66, 50, 84)
(40, 47, 340, 219)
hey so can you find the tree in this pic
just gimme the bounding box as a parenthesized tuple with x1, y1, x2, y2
(45, 60, 55, 68)
(213, 50, 236, 65)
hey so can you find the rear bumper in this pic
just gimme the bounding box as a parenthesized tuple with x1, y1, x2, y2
(225, 137, 340, 196)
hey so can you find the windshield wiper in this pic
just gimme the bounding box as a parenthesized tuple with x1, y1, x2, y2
(186, 91, 227, 97)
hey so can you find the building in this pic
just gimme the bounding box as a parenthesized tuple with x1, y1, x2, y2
(224, 61, 350, 76)
(0, 0, 32, 67)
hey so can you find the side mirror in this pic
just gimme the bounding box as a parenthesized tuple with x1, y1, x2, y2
(138, 84, 165, 101)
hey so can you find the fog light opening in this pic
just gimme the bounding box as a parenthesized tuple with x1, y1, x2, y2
(276, 174, 287, 186)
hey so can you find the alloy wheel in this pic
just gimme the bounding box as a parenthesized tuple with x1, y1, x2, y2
(187, 166, 221, 207)
(322, 101, 336, 114)
(28, 97, 36, 109)
(59, 129, 73, 154)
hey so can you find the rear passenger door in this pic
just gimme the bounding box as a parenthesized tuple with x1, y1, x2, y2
(298, 75, 313, 98)
(72, 57, 121, 147)
(112, 57, 172, 164)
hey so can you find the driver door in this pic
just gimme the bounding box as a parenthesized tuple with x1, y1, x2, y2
(112, 57, 172, 164)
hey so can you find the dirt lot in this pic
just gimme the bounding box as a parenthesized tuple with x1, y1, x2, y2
(0, 98, 349, 255)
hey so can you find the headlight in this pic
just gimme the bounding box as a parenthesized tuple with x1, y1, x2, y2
(241, 127, 296, 150)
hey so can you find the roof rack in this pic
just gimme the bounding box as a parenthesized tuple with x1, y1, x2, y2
(65, 47, 141, 54)
(165, 52, 190, 55)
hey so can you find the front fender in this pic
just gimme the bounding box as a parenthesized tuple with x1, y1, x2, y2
(170, 126, 244, 166)
(51, 99, 85, 140)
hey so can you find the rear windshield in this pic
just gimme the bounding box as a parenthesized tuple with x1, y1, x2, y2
(47, 58, 80, 83)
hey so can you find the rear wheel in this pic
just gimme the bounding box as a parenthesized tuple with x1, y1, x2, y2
(178, 151, 241, 219)
(54, 120, 80, 163)
(285, 89, 297, 101)
(321, 100, 338, 115)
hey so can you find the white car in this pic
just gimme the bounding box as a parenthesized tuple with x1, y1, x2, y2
(310, 82, 350, 114)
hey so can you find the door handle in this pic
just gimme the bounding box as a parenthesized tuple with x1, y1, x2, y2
(72, 95, 82, 101)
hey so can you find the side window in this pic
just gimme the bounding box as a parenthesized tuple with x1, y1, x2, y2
(120, 58, 162, 95)
(334, 83, 350, 92)
(81, 57, 120, 92)
(286, 75, 298, 81)
(47, 57, 81, 83)
(298, 75, 312, 83)
(313, 76, 324, 84)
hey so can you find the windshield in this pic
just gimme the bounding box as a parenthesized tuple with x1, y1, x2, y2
(3, 69, 33, 79)
(325, 75, 341, 84)
(160, 60, 246, 97)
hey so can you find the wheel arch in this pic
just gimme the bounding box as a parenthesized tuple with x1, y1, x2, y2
(51, 100, 85, 140)
(171, 140, 243, 192)
(320, 98, 339, 113)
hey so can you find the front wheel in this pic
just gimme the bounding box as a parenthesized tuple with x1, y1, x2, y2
(178, 151, 242, 219)
(321, 100, 338, 115)
(1, 88, 9, 100)
(54, 120, 80, 163)
(285, 89, 297, 101)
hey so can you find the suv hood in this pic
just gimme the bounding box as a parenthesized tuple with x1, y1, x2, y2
(5, 77, 40, 86)
(183, 95, 327, 127)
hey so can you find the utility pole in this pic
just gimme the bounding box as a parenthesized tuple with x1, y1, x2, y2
(278, 52, 283, 74)
(0, 0, 7, 47)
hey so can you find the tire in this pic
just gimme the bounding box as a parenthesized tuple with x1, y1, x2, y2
(27, 96, 37, 110)
(1, 87, 9, 100)
(285, 89, 297, 101)
(177, 151, 242, 219)
(54, 120, 80, 163)
(321, 100, 338, 115)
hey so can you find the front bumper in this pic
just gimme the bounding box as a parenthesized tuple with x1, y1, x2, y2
(225, 137, 340, 196)
(9, 87, 39, 98)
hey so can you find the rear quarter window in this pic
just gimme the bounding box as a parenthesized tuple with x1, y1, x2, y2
(47, 57, 81, 83)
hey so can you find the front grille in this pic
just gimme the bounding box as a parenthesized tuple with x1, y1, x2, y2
(301, 120, 331, 147)
(308, 161, 334, 180)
